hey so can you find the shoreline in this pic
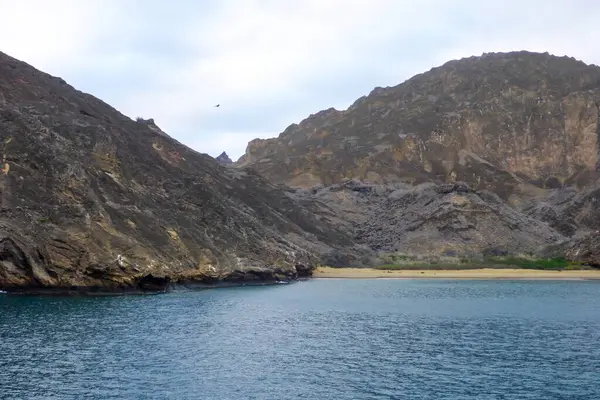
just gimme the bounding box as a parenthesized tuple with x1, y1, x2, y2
(4, 267, 600, 296)
(312, 267, 600, 280)
(0, 279, 300, 297)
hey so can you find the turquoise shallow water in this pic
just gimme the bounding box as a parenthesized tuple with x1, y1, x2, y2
(1, 279, 600, 399)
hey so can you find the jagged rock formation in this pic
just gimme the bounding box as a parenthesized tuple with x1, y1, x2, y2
(238, 51, 600, 201)
(565, 232, 600, 267)
(522, 181, 600, 237)
(290, 180, 565, 261)
(215, 151, 233, 165)
(521, 178, 600, 263)
(136, 117, 170, 138)
(0, 51, 361, 293)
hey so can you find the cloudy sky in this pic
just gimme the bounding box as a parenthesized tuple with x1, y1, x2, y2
(2, 0, 600, 160)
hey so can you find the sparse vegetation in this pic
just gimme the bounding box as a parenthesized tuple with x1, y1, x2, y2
(482, 256, 569, 270)
(372, 254, 591, 270)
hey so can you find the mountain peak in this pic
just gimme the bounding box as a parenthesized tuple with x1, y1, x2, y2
(216, 151, 233, 165)
(238, 50, 600, 198)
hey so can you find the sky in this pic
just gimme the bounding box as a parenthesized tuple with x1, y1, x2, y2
(2, 0, 600, 161)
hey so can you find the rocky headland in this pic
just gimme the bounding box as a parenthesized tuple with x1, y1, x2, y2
(0, 51, 363, 294)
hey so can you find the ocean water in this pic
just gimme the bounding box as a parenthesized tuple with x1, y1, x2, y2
(1, 279, 599, 399)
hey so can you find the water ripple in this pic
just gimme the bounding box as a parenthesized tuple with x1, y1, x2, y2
(1, 279, 599, 399)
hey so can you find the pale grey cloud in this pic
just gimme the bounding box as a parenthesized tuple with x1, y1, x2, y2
(2, 0, 600, 160)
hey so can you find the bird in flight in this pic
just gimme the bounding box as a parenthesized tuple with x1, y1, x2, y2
(214, 104, 220, 108)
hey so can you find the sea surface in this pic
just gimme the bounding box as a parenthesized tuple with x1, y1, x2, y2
(1, 279, 600, 399)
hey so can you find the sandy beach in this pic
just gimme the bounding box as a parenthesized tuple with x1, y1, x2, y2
(312, 266, 600, 280)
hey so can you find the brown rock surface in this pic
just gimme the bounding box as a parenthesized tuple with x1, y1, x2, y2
(237, 51, 600, 200)
(522, 179, 600, 236)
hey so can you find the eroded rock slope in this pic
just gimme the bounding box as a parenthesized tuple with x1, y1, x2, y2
(0, 51, 359, 293)
(290, 180, 566, 263)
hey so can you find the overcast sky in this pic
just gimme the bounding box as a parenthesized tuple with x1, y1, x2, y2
(2, 0, 600, 161)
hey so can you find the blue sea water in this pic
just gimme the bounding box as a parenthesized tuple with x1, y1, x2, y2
(1, 279, 599, 399)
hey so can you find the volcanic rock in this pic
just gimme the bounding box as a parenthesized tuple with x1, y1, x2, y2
(292, 180, 566, 261)
(0, 51, 358, 293)
(215, 151, 233, 165)
(238, 51, 600, 201)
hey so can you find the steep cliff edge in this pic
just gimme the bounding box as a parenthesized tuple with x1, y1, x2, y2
(0, 51, 360, 293)
(237, 51, 600, 200)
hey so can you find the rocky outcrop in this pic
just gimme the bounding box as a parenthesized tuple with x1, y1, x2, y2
(215, 151, 233, 165)
(522, 179, 600, 236)
(565, 233, 600, 267)
(238, 51, 600, 200)
(0, 51, 360, 293)
(291, 180, 565, 262)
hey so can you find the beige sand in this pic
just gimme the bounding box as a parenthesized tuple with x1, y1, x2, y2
(312, 266, 600, 280)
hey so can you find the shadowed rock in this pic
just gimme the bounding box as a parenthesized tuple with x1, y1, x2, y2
(292, 180, 565, 261)
(522, 179, 600, 236)
(215, 151, 233, 165)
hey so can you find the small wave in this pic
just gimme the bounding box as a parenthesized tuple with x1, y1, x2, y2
(0, 290, 6, 294)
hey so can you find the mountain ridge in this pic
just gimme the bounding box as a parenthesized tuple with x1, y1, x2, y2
(236, 51, 600, 200)
(0, 50, 363, 293)
(2, 49, 600, 293)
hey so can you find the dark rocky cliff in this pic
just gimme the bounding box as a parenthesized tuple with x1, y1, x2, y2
(0, 51, 360, 293)
(238, 51, 600, 201)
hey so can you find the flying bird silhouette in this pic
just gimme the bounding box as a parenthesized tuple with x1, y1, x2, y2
(214, 104, 220, 107)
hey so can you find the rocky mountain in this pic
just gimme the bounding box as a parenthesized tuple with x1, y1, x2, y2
(1, 49, 598, 294)
(215, 151, 233, 165)
(235, 50, 600, 264)
(0, 51, 362, 293)
(237, 51, 600, 202)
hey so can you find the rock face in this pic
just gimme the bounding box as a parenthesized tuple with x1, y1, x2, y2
(0, 51, 359, 293)
(237, 51, 600, 200)
(291, 180, 566, 261)
(234, 50, 600, 267)
(522, 179, 600, 264)
(215, 151, 233, 165)
(522, 180, 600, 236)
(565, 232, 600, 267)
